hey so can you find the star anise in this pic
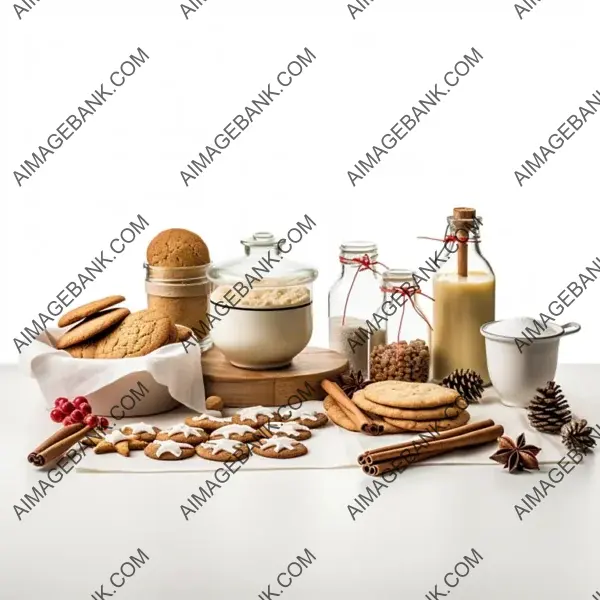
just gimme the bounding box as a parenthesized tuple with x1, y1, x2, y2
(338, 370, 370, 398)
(489, 433, 541, 473)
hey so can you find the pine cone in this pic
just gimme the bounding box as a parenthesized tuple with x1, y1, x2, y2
(561, 419, 597, 455)
(527, 381, 571, 434)
(441, 369, 484, 404)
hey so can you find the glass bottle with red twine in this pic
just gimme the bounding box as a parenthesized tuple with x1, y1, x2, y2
(369, 270, 432, 383)
(328, 242, 386, 375)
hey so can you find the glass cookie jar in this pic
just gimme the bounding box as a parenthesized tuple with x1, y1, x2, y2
(369, 269, 432, 383)
(145, 263, 212, 351)
(207, 232, 318, 370)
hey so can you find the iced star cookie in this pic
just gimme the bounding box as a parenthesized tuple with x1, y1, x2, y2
(120, 422, 160, 442)
(259, 421, 312, 441)
(210, 424, 258, 443)
(252, 436, 307, 459)
(284, 408, 328, 429)
(144, 440, 195, 460)
(94, 430, 147, 457)
(185, 414, 232, 432)
(196, 439, 250, 462)
(156, 424, 208, 445)
(232, 406, 281, 428)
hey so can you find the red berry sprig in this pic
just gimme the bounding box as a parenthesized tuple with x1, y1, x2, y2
(50, 396, 109, 430)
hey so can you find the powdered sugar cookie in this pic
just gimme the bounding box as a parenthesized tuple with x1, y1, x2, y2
(284, 408, 328, 429)
(185, 414, 232, 432)
(252, 436, 307, 459)
(196, 439, 250, 462)
(210, 424, 257, 443)
(260, 421, 311, 441)
(156, 424, 208, 445)
(144, 440, 195, 460)
(232, 406, 281, 428)
(94, 430, 147, 457)
(120, 422, 160, 442)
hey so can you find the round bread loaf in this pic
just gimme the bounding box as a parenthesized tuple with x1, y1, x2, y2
(146, 228, 210, 267)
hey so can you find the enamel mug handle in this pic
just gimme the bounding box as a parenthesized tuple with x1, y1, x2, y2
(561, 322, 581, 337)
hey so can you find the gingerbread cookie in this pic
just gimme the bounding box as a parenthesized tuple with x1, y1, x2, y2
(176, 325, 193, 342)
(252, 436, 307, 459)
(56, 308, 130, 350)
(259, 421, 312, 441)
(144, 440, 195, 460)
(210, 424, 257, 443)
(120, 422, 160, 442)
(196, 439, 250, 462)
(364, 381, 459, 408)
(232, 406, 281, 428)
(146, 228, 210, 267)
(383, 409, 471, 432)
(156, 424, 208, 445)
(94, 430, 146, 457)
(284, 408, 328, 429)
(323, 396, 403, 434)
(353, 390, 466, 420)
(166, 323, 178, 344)
(92, 309, 173, 358)
(185, 414, 231, 432)
(57, 295, 126, 328)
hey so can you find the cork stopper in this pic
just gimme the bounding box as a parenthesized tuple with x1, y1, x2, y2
(452, 207, 476, 277)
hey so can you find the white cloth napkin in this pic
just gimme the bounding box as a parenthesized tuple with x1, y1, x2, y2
(19, 328, 206, 415)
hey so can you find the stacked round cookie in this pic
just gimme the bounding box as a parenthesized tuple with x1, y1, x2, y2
(326, 381, 469, 433)
(54, 295, 192, 358)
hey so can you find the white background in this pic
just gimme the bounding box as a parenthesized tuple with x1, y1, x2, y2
(2, 3, 600, 600)
(1, 0, 600, 363)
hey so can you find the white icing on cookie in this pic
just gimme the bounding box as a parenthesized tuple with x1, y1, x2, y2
(238, 406, 277, 421)
(287, 409, 320, 421)
(192, 414, 231, 423)
(155, 440, 193, 458)
(104, 430, 135, 445)
(201, 439, 244, 455)
(122, 422, 155, 434)
(212, 424, 255, 439)
(163, 424, 204, 438)
(268, 422, 310, 435)
(259, 436, 298, 452)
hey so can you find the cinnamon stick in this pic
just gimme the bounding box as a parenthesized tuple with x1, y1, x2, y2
(322, 379, 382, 435)
(358, 419, 495, 465)
(364, 447, 449, 476)
(367, 424, 504, 467)
(27, 423, 85, 463)
(28, 425, 93, 467)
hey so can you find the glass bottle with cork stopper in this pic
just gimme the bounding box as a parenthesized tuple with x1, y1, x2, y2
(431, 207, 495, 384)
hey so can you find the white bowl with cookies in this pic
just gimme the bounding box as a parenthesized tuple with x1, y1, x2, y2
(20, 296, 207, 418)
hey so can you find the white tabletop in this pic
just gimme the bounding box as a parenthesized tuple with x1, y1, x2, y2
(2, 364, 600, 600)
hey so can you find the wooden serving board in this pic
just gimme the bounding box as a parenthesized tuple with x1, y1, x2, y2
(201, 347, 348, 407)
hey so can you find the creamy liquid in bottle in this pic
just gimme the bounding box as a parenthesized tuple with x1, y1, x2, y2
(432, 272, 494, 383)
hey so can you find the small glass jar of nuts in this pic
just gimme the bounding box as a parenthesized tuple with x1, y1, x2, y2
(369, 269, 432, 383)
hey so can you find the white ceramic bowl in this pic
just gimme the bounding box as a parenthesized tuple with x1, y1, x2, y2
(210, 302, 313, 369)
(480, 319, 580, 407)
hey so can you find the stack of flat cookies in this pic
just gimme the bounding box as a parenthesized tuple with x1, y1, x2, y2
(324, 381, 469, 434)
(354, 382, 469, 432)
(55, 296, 192, 359)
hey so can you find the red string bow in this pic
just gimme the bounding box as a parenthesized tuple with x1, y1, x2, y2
(339, 254, 388, 326)
(381, 284, 433, 342)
